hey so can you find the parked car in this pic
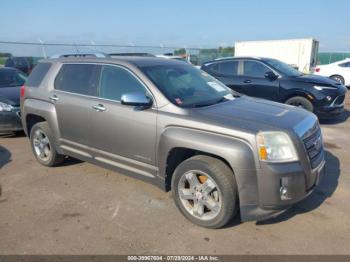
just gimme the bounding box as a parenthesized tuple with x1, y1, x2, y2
(156, 54, 189, 63)
(5, 56, 41, 75)
(201, 57, 347, 117)
(109, 53, 155, 57)
(21, 57, 325, 228)
(314, 58, 350, 86)
(0, 68, 26, 134)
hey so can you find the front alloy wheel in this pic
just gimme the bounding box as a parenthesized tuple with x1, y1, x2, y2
(172, 155, 238, 228)
(178, 170, 222, 221)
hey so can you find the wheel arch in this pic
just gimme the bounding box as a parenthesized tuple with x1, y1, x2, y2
(157, 127, 259, 209)
(22, 99, 62, 152)
(282, 90, 314, 104)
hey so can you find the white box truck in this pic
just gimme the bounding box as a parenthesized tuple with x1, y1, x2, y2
(234, 38, 319, 73)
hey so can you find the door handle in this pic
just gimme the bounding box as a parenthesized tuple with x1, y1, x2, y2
(243, 79, 252, 84)
(49, 95, 59, 102)
(92, 104, 106, 112)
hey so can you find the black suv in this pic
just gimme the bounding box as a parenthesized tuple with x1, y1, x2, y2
(201, 57, 347, 117)
(5, 57, 41, 75)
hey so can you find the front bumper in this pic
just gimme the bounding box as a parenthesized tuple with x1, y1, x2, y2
(240, 160, 325, 222)
(0, 108, 23, 133)
(315, 91, 347, 117)
(315, 104, 344, 117)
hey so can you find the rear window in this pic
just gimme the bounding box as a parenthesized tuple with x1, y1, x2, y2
(26, 63, 52, 87)
(54, 64, 101, 96)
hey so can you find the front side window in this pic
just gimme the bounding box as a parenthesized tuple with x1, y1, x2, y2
(264, 58, 303, 77)
(99, 65, 147, 101)
(141, 63, 235, 108)
(0, 69, 27, 88)
(54, 64, 100, 96)
(243, 61, 270, 78)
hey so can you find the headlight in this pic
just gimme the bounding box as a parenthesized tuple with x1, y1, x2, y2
(257, 131, 298, 162)
(314, 85, 337, 91)
(0, 102, 13, 112)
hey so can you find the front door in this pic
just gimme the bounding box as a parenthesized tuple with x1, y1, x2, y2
(89, 65, 157, 175)
(240, 60, 279, 101)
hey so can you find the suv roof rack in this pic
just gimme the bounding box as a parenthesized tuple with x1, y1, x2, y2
(50, 52, 109, 59)
(109, 53, 155, 57)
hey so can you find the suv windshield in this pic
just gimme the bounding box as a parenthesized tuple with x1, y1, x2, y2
(141, 64, 235, 107)
(0, 69, 27, 88)
(264, 58, 303, 77)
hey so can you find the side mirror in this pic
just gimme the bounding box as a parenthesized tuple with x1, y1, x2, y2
(121, 92, 153, 107)
(264, 71, 278, 81)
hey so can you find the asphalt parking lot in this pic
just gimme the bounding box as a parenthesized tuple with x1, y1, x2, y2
(0, 95, 350, 255)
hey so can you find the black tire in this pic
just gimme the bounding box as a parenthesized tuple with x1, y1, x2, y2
(285, 96, 314, 112)
(330, 75, 345, 85)
(171, 155, 238, 229)
(30, 122, 65, 167)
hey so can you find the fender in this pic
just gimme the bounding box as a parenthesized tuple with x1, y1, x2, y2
(22, 98, 63, 154)
(157, 126, 260, 209)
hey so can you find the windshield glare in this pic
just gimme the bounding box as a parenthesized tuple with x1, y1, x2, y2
(141, 64, 234, 107)
(0, 70, 27, 88)
(265, 59, 303, 77)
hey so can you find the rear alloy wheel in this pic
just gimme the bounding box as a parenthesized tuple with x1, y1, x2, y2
(172, 155, 238, 228)
(330, 75, 345, 85)
(285, 96, 314, 112)
(30, 122, 65, 167)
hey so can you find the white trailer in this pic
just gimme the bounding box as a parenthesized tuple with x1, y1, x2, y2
(234, 38, 319, 73)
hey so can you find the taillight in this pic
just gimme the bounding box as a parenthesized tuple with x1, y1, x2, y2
(20, 85, 26, 98)
(315, 68, 320, 72)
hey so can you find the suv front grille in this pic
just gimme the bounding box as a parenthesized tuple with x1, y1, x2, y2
(333, 95, 345, 105)
(303, 126, 324, 169)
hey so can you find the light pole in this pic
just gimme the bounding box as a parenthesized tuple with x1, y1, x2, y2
(38, 39, 47, 58)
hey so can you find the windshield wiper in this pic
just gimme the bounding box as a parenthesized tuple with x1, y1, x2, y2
(191, 97, 228, 108)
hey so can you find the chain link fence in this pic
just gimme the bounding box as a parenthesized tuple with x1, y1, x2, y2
(0, 41, 235, 67)
(318, 52, 350, 65)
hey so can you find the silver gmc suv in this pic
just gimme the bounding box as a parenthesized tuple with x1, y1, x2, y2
(20, 56, 325, 228)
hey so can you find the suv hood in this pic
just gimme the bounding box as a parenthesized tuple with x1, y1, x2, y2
(0, 86, 21, 106)
(292, 74, 341, 86)
(192, 96, 315, 133)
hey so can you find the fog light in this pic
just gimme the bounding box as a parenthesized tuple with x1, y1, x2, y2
(280, 186, 288, 200)
(326, 96, 332, 101)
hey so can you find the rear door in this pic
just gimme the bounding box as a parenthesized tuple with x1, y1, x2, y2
(205, 60, 242, 92)
(51, 63, 101, 155)
(240, 60, 279, 101)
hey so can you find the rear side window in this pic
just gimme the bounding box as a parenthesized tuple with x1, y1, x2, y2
(26, 63, 52, 87)
(219, 61, 238, 75)
(54, 64, 101, 96)
(209, 61, 238, 76)
(99, 65, 146, 101)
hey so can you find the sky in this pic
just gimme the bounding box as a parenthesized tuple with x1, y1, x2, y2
(0, 0, 349, 55)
